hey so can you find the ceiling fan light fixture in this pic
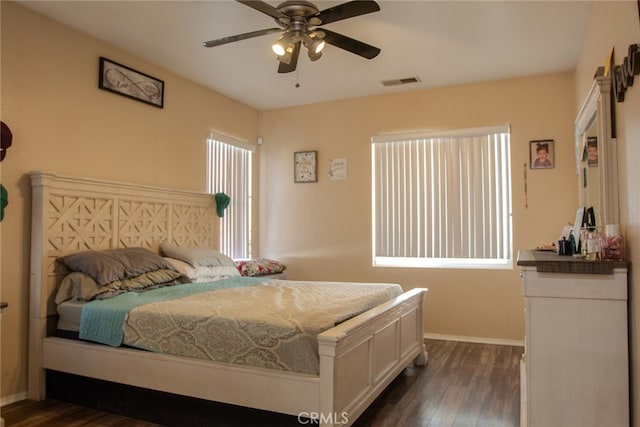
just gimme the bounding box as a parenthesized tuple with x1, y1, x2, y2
(302, 32, 325, 54)
(279, 51, 294, 64)
(276, 44, 296, 65)
(272, 33, 294, 56)
(272, 42, 286, 56)
(308, 49, 322, 61)
(312, 38, 325, 54)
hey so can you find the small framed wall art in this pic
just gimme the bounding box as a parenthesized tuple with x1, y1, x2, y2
(530, 139, 555, 169)
(294, 151, 317, 183)
(329, 158, 347, 180)
(98, 57, 164, 108)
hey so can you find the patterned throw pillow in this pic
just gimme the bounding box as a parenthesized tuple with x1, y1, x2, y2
(235, 258, 286, 277)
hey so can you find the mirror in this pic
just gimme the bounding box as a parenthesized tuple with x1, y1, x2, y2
(580, 118, 600, 217)
(575, 75, 619, 228)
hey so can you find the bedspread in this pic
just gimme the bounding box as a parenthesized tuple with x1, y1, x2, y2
(121, 279, 402, 374)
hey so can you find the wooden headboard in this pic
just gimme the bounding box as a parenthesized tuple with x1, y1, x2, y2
(28, 170, 217, 331)
(27, 171, 220, 399)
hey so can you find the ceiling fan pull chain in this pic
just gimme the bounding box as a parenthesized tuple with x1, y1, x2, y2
(295, 67, 301, 88)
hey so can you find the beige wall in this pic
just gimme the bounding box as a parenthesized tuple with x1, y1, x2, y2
(258, 72, 578, 343)
(574, 1, 640, 423)
(5, 0, 629, 409)
(0, 2, 259, 401)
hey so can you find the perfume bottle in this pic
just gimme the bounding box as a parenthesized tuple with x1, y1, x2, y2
(580, 228, 589, 258)
(586, 228, 599, 260)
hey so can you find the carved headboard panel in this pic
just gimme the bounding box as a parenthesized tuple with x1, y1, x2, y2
(29, 171, 218, 320)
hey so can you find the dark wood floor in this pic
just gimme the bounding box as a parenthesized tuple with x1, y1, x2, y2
(1, 339, 523, 427)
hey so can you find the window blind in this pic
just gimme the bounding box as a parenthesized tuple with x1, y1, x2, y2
(206, 132, 253, 259)
(372, 126, 512, 268)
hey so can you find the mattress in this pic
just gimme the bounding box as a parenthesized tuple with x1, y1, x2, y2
(57, 300, 86, 332)
(58, 278, 403, 375)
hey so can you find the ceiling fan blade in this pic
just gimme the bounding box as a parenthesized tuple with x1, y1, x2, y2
(278, 42, 301, 73)
(202, 27, 282, 48)
(237, 0, 289, 21)
(312, 0, 380, 25)
(320, 29, 380, 59)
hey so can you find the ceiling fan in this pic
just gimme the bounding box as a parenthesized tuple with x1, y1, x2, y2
(202, 0, 381, 73)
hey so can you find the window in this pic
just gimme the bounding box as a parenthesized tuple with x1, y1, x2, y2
(372, 125, 512, 269)
(206, 131, 254, 259)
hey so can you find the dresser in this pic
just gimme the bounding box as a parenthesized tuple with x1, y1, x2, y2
(517, 250, 629, 427)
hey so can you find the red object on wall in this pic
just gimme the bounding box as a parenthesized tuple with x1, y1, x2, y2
(1, 121, 12, 162)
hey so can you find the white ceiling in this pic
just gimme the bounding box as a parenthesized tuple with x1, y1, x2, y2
(18, 0, 592, 110)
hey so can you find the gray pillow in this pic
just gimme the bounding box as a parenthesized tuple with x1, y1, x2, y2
(160, 242, 235, 267)
(58, 247, 176, 286)
(55, 269, 182, 303)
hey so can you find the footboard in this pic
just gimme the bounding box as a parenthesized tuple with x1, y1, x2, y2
(317, 287, 428, 427)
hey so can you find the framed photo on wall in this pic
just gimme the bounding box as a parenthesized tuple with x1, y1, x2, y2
(98, 57, 164, 108)
(586, 137, 598, 166)
(530, 139, 555, 169)
(294, 151, 317, 183)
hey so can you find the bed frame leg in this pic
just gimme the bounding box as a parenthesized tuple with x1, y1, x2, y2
(413, 342, 429, 366)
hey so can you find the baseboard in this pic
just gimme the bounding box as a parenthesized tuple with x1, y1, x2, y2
(424, 333, 524, 347)
(1, 391, 27, 407)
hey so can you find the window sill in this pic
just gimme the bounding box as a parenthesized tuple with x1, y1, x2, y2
(373, 257, 513, 270)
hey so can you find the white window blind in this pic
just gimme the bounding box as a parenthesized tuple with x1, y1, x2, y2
(206, 131, 254, 259)
(372, 126, 512, 269)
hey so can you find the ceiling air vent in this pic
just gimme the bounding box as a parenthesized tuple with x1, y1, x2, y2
(381, 76, 421, 87)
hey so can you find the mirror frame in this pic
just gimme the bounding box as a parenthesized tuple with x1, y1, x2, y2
(575, 75, 619, 226)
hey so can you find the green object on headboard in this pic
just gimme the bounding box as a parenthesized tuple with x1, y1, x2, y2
(0, 184, 7, 221)
(214, 192, 230, 217)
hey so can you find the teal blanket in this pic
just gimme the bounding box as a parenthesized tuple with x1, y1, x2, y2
(79, 277, 267, 346)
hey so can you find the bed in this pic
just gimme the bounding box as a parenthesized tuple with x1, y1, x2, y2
(27, 171, 428, 427)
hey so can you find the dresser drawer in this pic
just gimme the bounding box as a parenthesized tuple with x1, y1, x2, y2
(521, 267, 627, 300)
